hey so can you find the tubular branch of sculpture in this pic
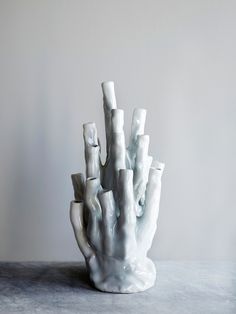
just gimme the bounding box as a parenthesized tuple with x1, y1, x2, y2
(70, 82, 164, 293)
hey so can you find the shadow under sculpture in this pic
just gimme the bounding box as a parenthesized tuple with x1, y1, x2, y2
(70, 82, 164, 293)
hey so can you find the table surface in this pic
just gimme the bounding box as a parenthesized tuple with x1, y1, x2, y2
(0, 261, 235, 314)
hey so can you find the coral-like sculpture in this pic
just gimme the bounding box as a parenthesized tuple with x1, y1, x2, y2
(70, 82, 164, 293)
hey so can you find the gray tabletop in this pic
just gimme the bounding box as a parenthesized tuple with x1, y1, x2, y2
(0, 262, 235, 314)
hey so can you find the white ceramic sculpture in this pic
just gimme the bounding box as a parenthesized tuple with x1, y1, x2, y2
(70, 81, 164, 293)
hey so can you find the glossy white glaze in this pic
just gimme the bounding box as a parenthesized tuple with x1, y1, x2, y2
(70, 81, 164, 293)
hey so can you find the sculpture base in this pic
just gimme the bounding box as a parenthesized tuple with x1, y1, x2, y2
(86, 254, 156, 293)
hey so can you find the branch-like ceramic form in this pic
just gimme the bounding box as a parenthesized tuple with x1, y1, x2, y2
(70, 82, 164, 293)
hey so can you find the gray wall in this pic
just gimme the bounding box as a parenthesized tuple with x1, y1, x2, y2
(0, 0, 235, 261)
